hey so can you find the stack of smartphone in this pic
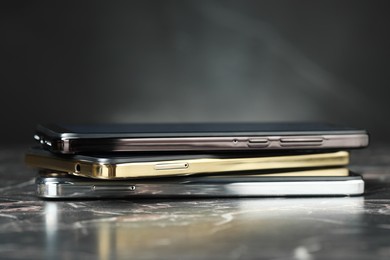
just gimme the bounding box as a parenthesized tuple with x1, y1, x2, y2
(25, 123, 369, 199)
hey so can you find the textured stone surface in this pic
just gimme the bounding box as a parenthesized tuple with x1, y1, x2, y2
(1, 146, 390, 259)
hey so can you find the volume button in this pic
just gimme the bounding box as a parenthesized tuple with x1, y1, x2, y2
(154, 162, 189, 170)
(248, 138, 268, 143)
(280, 137, 323, 146)
(248, 138, 269, 148)
(280, 137, 323, 143)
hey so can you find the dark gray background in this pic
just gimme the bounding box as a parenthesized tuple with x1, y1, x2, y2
(1, 0, 389, 144)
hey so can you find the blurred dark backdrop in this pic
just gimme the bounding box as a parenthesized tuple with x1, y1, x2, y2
(1, 0, 389, 144)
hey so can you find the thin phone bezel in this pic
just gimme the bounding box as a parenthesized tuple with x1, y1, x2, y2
(34, 123, 369, 154)
(35, 170, 365, 199)
(25, 148, 350, 179)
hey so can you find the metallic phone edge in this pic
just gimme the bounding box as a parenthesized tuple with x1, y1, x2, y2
(36, 178, 364, 198)
(26, 151, 349, 179)
(35, 124, 369, 154)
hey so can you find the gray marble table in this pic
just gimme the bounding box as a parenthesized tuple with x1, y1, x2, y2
(1, 146, 390, 259)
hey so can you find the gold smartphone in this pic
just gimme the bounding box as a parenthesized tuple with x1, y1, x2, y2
(25, 148, 349, 179)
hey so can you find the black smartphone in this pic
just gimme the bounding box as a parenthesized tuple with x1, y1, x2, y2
(34, 122, 369, 154)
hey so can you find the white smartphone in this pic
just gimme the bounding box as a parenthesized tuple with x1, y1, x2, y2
(36, 169, 364, 199)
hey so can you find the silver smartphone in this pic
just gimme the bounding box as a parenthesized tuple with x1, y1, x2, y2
(34, 122, 369, 154)
(36, 169, 364, 199)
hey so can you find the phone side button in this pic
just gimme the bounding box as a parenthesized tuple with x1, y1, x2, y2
(280, 137, 323, 146)
(248, 138, 269, 148)
(155, 162, 189, 170)
(93, 185, 136, 191)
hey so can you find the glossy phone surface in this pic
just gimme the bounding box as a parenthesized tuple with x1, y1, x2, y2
(25, 147, 349, 179)
(34, 122, 369, 154)
(36, 170, 364, 199)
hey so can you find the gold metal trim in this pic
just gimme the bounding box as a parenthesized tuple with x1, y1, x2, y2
(26, 151, 349, 179)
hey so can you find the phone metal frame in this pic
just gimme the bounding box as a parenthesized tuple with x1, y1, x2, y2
(25, 149, 349, 179)
(36, 170, 364, 199)
(35, 123, 369, 154)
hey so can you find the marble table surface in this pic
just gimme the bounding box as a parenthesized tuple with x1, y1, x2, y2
(1, 145, 390, 259)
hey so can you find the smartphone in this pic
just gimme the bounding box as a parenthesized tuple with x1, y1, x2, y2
(35, 170, 364, 199)
(34, 123, 369, 154)
(25, 147, 349, 179)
